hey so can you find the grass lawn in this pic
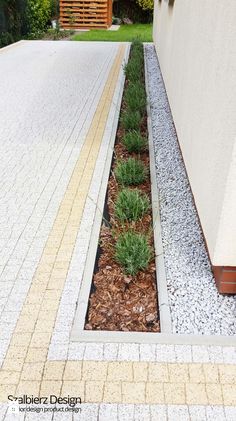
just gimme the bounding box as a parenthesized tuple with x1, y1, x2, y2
(72, 24, 153, 42)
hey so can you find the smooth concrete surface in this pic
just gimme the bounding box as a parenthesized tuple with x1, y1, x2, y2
(153, 0, 236, 266)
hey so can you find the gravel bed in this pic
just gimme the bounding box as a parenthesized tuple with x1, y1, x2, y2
(145, 44, 236, 336)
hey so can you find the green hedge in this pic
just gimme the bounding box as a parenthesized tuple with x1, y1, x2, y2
(0, 0, 26, 48)
(26, 0, 51, 38)
(0, 0, 59, 47)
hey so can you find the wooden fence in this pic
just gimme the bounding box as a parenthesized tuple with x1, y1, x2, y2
(60, 0, 112, 29)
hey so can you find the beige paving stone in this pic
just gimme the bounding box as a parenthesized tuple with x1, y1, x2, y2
(21, 363, 45, 381)
(50, 268, 68, 280)
(145, 382, 165, 404)
(103, 382, 122, 403)
(168, 363, 189, 383)
(25, 347, 48, 363)
(46, 278, 65, 291)
(30, 332, 52, 348)
(40, 381, 62, 397)
(25, 292, 45, 304)
(122, 382, 146, 404)
(37, 310, 57, 322)
(10, 333, 32, 347)
(164, 382, 186, 404)
(0, 371, 20, 385)
(21, 304, 41, 317)
(30, 281, 48, 292)
(83, 362, 108, 381)
(64, 361, 82, 381)
(203, 364, 219, 383)
(85, 381, 104, 402)
(16, 381, 40, 396)
(219, 364, 236, 384)
(0, 385, 16, 403)
(206, 383, 223, 404)
(34, 319, 55, 333)
(186, 383, 208, 405)
(53, 261, 70, 271)
(133, 362, 148, 382)
(44, 290, 62, 301)
(43, 361, 65, 380)
(40, 255, 56, 265)
(188, 363, 205, 383)
(61, 381, 85, 400)
(107, 362, 133, 382)
(6, 346, 28, 360)
(34, 272, 50, 282)
(148, 363, 169, 382)
(15, 316, 36, 333)
(2, 359, 24, 372)
(40, 299, 60, 311)
(222, 384, 236, 405)
(37, 263, 54, 273)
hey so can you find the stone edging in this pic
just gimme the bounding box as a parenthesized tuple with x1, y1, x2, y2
(144, 45, 172, 334)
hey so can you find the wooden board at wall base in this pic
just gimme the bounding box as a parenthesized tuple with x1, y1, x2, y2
(213, 266, 236, 294)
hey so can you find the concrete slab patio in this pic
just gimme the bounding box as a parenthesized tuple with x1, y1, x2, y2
(0, 41, 235, 420)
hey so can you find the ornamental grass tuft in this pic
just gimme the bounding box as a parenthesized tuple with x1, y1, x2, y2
(120, 110, 141, 131)
(115, 188, 150, 222)
(115, 231, 152, 275)
(124, 81, 146, 112)
(124, 57, 143, 82)
(122, 130, 147, 153)
(115, 157, 147, 186)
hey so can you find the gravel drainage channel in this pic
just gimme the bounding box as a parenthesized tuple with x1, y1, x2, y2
(71, 44, 236, 347)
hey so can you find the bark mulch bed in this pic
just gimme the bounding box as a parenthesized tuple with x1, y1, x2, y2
(85, 54, 160, 333)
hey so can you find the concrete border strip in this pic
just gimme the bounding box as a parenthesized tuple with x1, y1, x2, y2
(144, 45, 172, 334)
(0, 40, 26, 54)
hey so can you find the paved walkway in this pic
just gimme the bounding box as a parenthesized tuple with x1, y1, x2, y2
(0, 41, 235, 420)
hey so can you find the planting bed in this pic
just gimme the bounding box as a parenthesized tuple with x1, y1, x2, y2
(85, 42, 160, 333)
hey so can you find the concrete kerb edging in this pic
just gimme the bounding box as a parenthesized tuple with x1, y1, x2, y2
(144, 45, 172, 334)
(0, 40, 26, 53)
(71, 42, 236, 347)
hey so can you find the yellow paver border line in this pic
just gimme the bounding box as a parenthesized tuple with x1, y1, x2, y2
(0, 44, 126, 403)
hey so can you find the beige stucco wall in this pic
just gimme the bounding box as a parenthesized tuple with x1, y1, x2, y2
(153, 0, 236, 266)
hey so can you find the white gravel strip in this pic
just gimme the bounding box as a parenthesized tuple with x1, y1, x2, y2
(145, 44, 236, 336)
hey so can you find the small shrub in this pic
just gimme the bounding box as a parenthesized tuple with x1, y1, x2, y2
(132, 39, 143, 49)
(120, 110, 141, 131)
(124, 58, 143, 82)
(115, 158, 147, 185)
(136, 0, 154, 11)
(26, 0, 51, 36)
(115, 188, 150, 221)
(131, 41, 144, 61)
(115, 231, 152, 275)
(123, 130, 147, 153)
(124, 82, 146, 112)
